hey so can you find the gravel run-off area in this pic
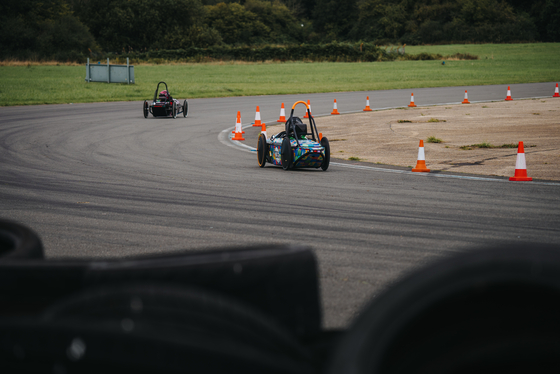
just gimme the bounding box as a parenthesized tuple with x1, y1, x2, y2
(265, 98, 560, 180)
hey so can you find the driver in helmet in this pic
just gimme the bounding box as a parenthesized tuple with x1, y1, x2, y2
(159, 90, 181, 106)
(159, 90, 170, 101)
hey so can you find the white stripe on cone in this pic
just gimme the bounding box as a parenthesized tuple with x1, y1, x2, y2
(417, 146, 425, 161)
(255, 110, 261, 121)
(515, 151, 527, 170)
(236, 116, 242, 133)
(304, 100, 312, 118)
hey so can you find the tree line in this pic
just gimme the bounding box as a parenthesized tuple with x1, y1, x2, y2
(1, 0, 558, 61)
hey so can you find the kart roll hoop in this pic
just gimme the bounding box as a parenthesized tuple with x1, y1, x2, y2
(287, 101, 319, 147)
(153, 81, 170, 102)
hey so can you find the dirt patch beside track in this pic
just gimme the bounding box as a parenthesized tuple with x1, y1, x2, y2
(264, 98, 560, 180)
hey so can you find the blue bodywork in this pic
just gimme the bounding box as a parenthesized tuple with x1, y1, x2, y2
(267, 137, 325, 169)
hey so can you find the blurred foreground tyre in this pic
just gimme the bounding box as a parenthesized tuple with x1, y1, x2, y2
(0, 219, 43, 260)
(328, 245, 560, 374)
(0, 284, 315, 374)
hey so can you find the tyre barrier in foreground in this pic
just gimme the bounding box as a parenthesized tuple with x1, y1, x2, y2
(0, 223, 321, 339)
(328, 244, 560, 374)
(2, 219, 560, 373)
(0, 219, 44, 260)
(1, 284, 315, 374)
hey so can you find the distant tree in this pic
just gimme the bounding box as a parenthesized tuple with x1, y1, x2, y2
(206, 2, 270, 44)
(0, 0, 96, 59)
(351, 0, 537, 44)
(71, 0, 219, 51)
(244, 0, 305, 43)
(312, 0, 358, 40)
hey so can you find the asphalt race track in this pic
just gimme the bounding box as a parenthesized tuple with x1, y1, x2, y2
(1, 82, 559, 327)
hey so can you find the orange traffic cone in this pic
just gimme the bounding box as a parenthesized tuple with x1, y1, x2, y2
(261, 122, 267, 139)
(277, 103, 286, 122)
(462, 90, 470, 104)
(363, 96, 372, 111)
(318, 132, 323, 141)
(408, 93, 417, 107)
(232, 111, 245, 141)
(303, 100, 312, 118)
(412, 140, 430, 172)
(505, 86, 513, 101)
(253, 106, 262, 127)
(509, 141, 532, 181)
(553, 83, 560, 98)
(331, 99, 340, 115)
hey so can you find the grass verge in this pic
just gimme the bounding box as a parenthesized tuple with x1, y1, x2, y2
(427, 136, 443, 143)
(0, 43, 558, 106)
(460, 142, 518, 150)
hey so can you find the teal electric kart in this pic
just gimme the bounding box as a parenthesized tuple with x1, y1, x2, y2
(257, 101, 330, 171)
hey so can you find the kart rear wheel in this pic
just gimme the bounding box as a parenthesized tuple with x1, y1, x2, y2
(281, 137, 293, 170)
(183, 100, 189, 118)
(143, 101, 149, 118)
(320, 137, 330, 171)
(257, 133, 268, 168)
(172, 102, 177, 119)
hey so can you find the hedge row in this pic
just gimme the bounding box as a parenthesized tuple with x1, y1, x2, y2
(115, 43, 397, 63)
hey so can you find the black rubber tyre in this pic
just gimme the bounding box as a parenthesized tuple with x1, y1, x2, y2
(328, 244, 560, 374)
(320, 137, 330, 171)
(34, 283, 315, 374)
(172, 101, 177, 118)
(183, 99, 188, 117)
(257, 133, 268, 167)
(143, 100, 149, 118)
(281, 137, 293, 170)
(0, 219, 44, 260)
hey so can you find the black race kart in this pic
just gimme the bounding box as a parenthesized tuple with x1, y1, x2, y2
(143, 81, 188, 119)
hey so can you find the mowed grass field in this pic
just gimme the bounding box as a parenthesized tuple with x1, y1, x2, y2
(0, 43, 558, 106)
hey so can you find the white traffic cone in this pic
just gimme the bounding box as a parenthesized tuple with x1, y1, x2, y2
(232, 111, 245, 141)
(408, 93, 417, 107)
(462, 90, 470, 104)
(505, 86, 513, 101)
(363, 96, 372, 111)
(509, 141, 532, 181)
(253, 106, 262, 127)
(412, 140, 430, 172)
(277, 103, 286, 122)
(303, 100, 312, 118)
(331, 99, 340, 115)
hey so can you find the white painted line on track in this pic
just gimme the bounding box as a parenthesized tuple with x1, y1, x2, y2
(219, 98, 560, 186)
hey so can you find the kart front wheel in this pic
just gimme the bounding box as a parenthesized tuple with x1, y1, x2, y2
(281, 137, 292, 170)
(321, 137, 330, 171)
(183, 100, 188, 118)
(257, 133, 268, 168)
(172, 102, 177, 119)
(143, 101, 149, 118)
